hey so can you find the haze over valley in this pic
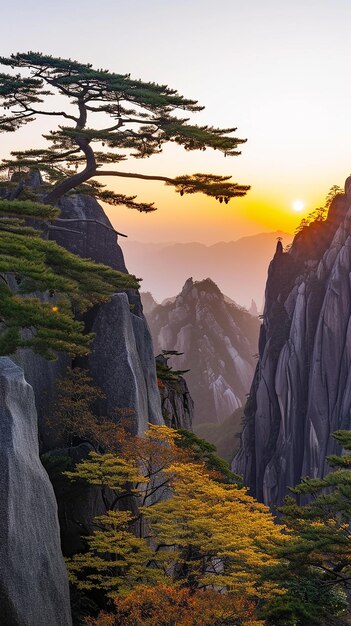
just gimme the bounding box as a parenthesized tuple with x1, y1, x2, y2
(123, 230, 292, 308)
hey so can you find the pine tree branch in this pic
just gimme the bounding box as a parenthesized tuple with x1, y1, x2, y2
(94, 169, 174, 184)
(53, 218, 127, 237)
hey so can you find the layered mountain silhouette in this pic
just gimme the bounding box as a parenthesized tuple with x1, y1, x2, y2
(123, 231, 292, 308)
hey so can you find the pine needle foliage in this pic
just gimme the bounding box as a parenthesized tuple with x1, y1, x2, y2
(0, 52, 250, 208)
(280, 430, 351, 583)
(67, 510, 158, 595)
(259, 429, 351, 625)
(0, 199, 139, 358)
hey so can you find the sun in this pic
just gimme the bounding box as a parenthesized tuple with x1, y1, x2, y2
(292, 199, 305, 212)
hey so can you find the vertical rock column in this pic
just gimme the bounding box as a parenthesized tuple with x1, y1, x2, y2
(0, 358, 72, 626)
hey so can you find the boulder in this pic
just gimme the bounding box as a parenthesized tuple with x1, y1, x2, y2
(0, 358, 72, 626)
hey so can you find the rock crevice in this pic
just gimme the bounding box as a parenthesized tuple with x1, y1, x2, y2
(0, 358, 72, 626)
(234, 185, 351, 507)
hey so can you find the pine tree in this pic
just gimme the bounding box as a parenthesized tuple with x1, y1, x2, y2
(0, 199, 138, 357)
(260, 430, 351, 625)
(280, 430, 351, 585)
(0, 52, 250, 209)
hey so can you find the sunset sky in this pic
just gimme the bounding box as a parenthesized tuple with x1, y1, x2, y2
(2, 0, 351, 243)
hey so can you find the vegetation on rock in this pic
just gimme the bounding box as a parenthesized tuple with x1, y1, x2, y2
(0, 200, 138, 357)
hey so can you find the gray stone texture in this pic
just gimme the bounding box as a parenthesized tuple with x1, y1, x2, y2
(5, 182, 162, 443)
(156, 354, 194, 430)
(146, 278, 260, 425)
(0, 358, 72, 626)
(89, 292, 163, 435)
(54, 194, 128, 272)
(233, 185, 351, 508)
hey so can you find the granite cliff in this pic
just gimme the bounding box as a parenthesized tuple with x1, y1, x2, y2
(0, 175, 176, 623)
(8, 174, 164, 446)
(146, 278, 260, 426)
(234, 177, 351, 507)
(0, 359, 72, 626)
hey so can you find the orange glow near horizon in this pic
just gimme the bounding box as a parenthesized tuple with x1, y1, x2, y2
(103, 173, 323, 244)
(1, 1, 351, 245)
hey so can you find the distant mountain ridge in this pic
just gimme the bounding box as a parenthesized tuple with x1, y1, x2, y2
(144, 278, 260, 426)
(122, 231, 292, 308)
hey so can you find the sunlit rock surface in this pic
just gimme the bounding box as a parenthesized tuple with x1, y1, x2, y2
(234, 182, 351, 507)
(146, 278, 260, 425)
(0, 358, 72, 626)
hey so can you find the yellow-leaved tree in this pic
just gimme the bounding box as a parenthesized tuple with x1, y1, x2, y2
(65, 425, 290, 624)
(142, 461, 288, 599)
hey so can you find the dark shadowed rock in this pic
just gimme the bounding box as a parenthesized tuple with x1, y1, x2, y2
(0, 358, 72, 626)
(156, 354, 194, 430)
(44, 443, 115, 556)
(12, 349, 69, 450)
(54, 194, 128, 272)
(234, 185, 351, 508)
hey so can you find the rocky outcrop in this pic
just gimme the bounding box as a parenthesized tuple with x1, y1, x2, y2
(0, 358, 72, 626)
(146, 278, 260, 426)
(55, 193, 128, 274)
(234, 182, 351, 507)
(6, 176, 163, 446)
(89, 293, 163, 435)
(140, 291, 159, 315)
(156, 354, 194, 430)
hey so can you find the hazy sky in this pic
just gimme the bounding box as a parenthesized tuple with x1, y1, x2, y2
(2, 0, 351, 243)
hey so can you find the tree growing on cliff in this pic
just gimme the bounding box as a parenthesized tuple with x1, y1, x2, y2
(0, 199, 138, 357)
(280, 430, 351, 588)
(66, 425, 288, 612)
(0, 52, 250, 209)
(259, 429, 351, 625)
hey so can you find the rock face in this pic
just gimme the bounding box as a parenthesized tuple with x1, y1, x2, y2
(234, 183, 351, 507)
(89, 292, 164, 435)
(140, 291, 159, 316)
(156, 354, 194, 430)
(0, 358, 72, 626)
(54, 193, 128, 273)
(146, 278, 260, 425)
(9, 183, 163, 446)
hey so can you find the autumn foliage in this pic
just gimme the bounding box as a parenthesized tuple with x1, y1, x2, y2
(65, 421, 289, 620)
(85, 584, 263, 626)
(49, 369, 351, 624)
